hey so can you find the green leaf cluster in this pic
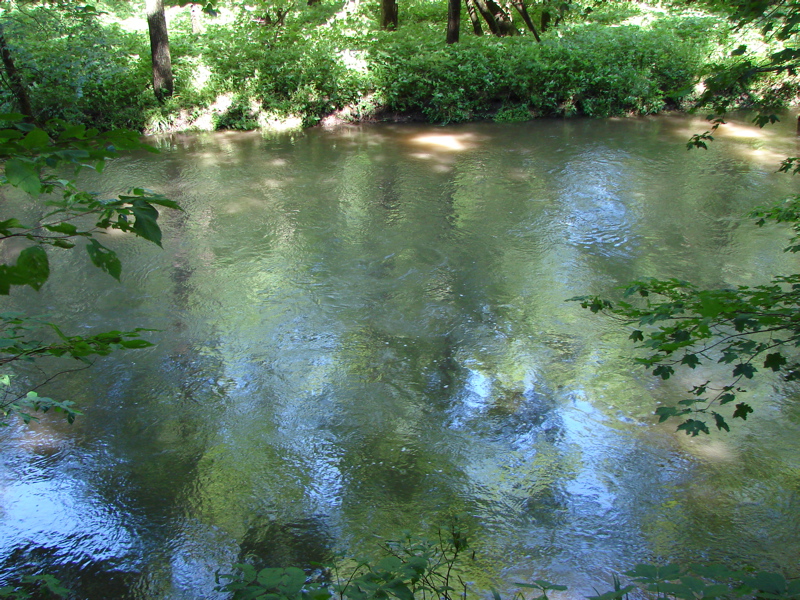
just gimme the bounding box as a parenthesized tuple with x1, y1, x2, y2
(8, 527, 799, 600)
(0, 573, 70, 599)
(0, 115, 177, 425)
(369, 22, 712, 123)
(217, 527, 472, 600)
(217, 566, 320, 600)
(0, 117, 174, 285)
(570, 195, 800, 434)
(587, 563, 800, 600)
(216, 528, 799, 600)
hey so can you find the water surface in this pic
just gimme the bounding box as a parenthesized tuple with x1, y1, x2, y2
(1, 115, 799, 598)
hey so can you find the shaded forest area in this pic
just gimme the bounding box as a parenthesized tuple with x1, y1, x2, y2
(0, 0, 796, 131)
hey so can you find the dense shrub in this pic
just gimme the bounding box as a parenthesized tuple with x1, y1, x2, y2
(0, 7, 156, 129)
(369, 19, 725, 122)
(199, 17, 372, 126)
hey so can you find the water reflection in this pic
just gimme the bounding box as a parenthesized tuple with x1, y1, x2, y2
(1, 117, 799, 598)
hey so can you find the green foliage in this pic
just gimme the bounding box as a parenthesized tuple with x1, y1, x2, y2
(218, 565, 317, 600)
(216, 529, 799, 600)
(0, 5, 154, 129)
(752, 194, 800, 252)
(508, 579, 568, 600)
(217, 526, 472, 600)
(0, 0, 785, 129)
(571, 194, 800, 434)
(494, 104, 532, 123)
(399, 0, 446, 25)
(529, 23, 707, 116)
(0, 115, 177, 267)
(579, 1, 642, 25)
(0, 574, 70, 599)
(570, 0, 800, 435)
(0, 309, 155, 365)
(3, 525, 798, 599)
(0, 115, 176, 425)
(4, 553, 799, 600)
(175, 0, 793, 127)
(684, 0, 800, 116)
(571, 0, 800, 431)
(0, 374, 81, 426)
(588, 563, 800, 600)
(369, 22, 714, 123)
(213, 95, 262, 130)
(371, 34, 505, 123)
(200, 18, 373, 127)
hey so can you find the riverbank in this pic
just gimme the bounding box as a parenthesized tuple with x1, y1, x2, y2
(142, 15, 795, 135)
(6, 0, 796, 135)
(141, 19, 723, 134)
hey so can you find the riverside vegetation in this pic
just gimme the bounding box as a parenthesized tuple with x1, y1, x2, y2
(3, 525, 800, 598)
(0, 0, 799, 597)
(0, 0, 794, 130)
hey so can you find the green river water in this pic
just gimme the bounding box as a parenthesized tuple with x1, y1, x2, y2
(0, 115, 799, 599)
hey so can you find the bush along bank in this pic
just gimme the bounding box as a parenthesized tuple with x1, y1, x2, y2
(160, 17, 730, 129)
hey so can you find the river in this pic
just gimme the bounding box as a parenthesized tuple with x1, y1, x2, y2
(1, 115, 799, 599)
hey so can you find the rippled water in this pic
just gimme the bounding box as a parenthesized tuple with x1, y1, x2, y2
(1, 116, 799, 598)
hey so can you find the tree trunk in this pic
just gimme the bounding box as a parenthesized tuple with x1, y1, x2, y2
(509, 0, 540, 41)
(464, 0, 483, 35)
(0, 22, 33, 118)
(381, 0, 398, 30)
(485, 0, 517, 35)
(540, 10, 550, 32)
(472, 0, 499, 35)
(446, 0, 460, 43)
(146, 0, 173, 101)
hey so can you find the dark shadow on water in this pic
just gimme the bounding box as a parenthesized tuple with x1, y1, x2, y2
(238, 515, 335, 570)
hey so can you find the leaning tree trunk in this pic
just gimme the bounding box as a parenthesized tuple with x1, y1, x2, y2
(471, 0, 499, 35)
(0, 22, 33, 118)
(446, 0, 460, 43)
(485, 0, 517, 35)
(381, 0, 398, 30)
(509, 0, 540, 41)
(464, 0, 483, 35)
(146, 0, 173, 101)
